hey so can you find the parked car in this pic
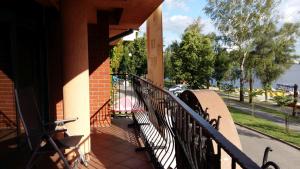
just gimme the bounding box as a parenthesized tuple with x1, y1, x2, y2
(169, 84, 187, 96)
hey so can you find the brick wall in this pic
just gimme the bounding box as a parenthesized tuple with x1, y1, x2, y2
(88, 13, 111, 127)
(89, 58, 111, 127)
(0, 28, 16, 129)
(0, 71, 16, 128)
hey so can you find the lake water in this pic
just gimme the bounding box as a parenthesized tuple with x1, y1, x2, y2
(232, 64, 300, 89)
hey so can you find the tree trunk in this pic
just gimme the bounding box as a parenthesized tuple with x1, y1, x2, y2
(249, 74, 253, 104)
(206, 78, 210, 89)
(239, 55, 246, 102)
(264, 88, 268, 101)
(240, 77, 244, 102)
(217, 81, 220, 90)
(292, 84, 298, 116)
(292, 106, 296, 116)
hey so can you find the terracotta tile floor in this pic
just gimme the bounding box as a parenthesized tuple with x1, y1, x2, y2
(0, 118, 153, 169)
(85, 118, 153, 169)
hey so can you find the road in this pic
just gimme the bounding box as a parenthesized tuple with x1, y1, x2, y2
(237, 125, 300, 169)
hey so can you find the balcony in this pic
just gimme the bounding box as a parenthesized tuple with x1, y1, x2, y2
(0, 118, 153, 169)
(108, 74, 279, 169)
(0, 74, 278, 169)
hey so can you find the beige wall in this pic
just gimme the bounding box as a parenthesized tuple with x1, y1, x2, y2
(146, 5, 164, 87)
(61, 0, 91, 154)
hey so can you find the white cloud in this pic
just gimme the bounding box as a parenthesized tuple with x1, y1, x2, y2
(139, 22, 146, 33)
(278, 0, 300, 55)
(201, 19, 218, 34)
(164, 0, 190, 11)
(163, 15, 194, 35)
(278, 0, 300, 23)
(123, 31, 137, 41)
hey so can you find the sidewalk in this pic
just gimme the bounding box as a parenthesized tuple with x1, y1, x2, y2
(221, 95, 300, 133)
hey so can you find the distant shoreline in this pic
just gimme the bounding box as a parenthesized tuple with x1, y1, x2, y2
(225, 64, 300, 89)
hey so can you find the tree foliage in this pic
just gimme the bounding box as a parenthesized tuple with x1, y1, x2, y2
(168, 41, 184, 83)
(165, 41, 182, 82)
(205, 0, 280, 101)
(110, 34, 147, 76)
(211, 34, 232, 88)
(205, 0, 300, 102)
(110, 41, 124, 73)
(254, 21, 300, 100)
(126, 35, 147, 75)
(167, 19, 215, 89)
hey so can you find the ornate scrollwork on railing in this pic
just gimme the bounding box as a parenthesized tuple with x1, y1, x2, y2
(261, 147, 280, 169)
(127, 75, 279, 169)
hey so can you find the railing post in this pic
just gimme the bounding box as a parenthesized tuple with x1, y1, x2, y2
(293, 84, 298, 116)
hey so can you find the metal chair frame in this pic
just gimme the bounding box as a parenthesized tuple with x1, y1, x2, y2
(15, 87, 87, 169)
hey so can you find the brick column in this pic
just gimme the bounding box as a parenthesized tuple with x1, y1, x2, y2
(61, 0, 90, 153)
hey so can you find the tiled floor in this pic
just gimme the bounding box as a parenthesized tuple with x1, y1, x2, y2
(85, 118, 153, 169)
(0, 118, 153, 169)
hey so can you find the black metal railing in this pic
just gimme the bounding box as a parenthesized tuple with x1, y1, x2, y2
(110, 74, 279, 169)
(111, 74, 135, 117)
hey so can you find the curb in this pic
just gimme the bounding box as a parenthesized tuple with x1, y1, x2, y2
(235, 122, 300, 151)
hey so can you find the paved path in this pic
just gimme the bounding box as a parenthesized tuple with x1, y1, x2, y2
(224, 98, 300, 132)
(237, 125, 300, 169)
(219, 92, 294, 113)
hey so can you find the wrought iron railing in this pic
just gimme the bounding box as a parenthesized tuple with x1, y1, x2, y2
(111, 74, 135, 117)
(110, 74, 279, 169)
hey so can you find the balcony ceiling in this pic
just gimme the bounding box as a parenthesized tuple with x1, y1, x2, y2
(35, 0, 162, 43)
(90, 0, 162, 39)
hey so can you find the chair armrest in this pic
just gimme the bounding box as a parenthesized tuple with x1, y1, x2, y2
(44, 117, 78, 127)
(47, 128, 67, 136)
(54, 117, 78, 126)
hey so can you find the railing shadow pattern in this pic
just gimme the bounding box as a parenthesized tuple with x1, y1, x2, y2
(0, 110, 16, 129)
(90, 100, 110, 127)
(108, 74, 279, 169)
(129, 75, 272, 169)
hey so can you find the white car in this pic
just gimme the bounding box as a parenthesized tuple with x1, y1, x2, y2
(169, 84, 187, 95)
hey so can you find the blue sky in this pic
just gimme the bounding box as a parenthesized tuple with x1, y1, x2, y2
(137, 0, 300, 55)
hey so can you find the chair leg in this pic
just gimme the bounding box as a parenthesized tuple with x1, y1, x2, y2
(26, 144, 40, 169)
(77, 147, 88, 167)
(47, 137, 71, 169)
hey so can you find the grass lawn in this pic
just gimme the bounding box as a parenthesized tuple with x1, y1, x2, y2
(254, 104, 300, 123)
(229, 106, 300, 147)
(219, 91, 300, 123)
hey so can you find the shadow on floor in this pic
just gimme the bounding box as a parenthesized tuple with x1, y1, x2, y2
(0, 118, 153, 169)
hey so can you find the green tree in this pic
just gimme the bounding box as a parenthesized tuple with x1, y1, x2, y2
(205, 0, 278, 102)
(273, 95, 294, 133)
(164, 45, 173, 79)
(110, 41, 124, 73)
(211, 35, 232, 88)
(126, 34, 147, 75)
(248, 89, 264, 116)
(255, 22, 300, 101)
(110, 33, 148, 76)
(179, 19, 215, 89)
(169, 41, 184, 83)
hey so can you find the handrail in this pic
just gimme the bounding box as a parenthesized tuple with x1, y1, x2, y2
(131, 74, 261, 169)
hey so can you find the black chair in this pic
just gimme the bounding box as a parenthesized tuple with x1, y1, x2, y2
(15, 87, 87, 169)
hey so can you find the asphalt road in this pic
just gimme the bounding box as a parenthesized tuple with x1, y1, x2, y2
(237, 125, 300, 169)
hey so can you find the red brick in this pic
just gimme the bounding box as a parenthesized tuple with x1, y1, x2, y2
(0, 70, 15, 128)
